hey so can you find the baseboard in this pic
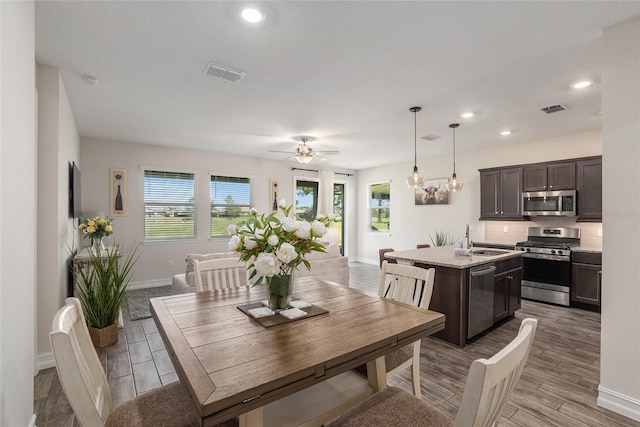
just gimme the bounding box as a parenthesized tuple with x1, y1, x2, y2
(352, 257, 378, 265)
(127, 278, 172, 290)
(598, 385, 640, 422)
(37, 351, 55, 371)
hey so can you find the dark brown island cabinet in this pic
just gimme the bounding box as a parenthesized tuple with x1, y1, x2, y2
(493, 259, 522, 322)
(415, 256, 522, 348)
(523, 161, 576, 192)
(480, 167, 523, 220)
(571, 251, 602, 312)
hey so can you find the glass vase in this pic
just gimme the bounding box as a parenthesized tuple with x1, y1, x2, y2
(267, 272, 294, 312)
(90, 237, 105, 254)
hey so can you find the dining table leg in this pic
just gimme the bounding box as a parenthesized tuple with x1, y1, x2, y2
(366, 355, 387, 391)
(239, 406, 264, 427)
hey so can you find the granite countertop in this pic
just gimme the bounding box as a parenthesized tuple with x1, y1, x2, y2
(385, 245, 523, 270)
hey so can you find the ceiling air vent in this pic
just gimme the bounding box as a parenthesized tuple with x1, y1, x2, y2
(540, 103, 568, 114)
(421, 134, 441, 141)
(203, 62, 245, 82)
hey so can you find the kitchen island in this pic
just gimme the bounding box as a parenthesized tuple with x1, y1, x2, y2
(386, 246, 523, 347)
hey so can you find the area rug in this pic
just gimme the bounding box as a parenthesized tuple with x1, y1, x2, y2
(126, 285, 173, 321)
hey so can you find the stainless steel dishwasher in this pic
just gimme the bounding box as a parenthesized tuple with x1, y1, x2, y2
(467, 264, 496, 339)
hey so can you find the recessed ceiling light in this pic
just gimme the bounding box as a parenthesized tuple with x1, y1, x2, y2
(241, 8, 263, 23)
(500, 130, 512, 136)
(572, 80, 592, 89)
(80, 74, 99, 85)
(461, 112, 474, 118)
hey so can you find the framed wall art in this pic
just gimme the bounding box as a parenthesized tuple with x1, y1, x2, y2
(415, 178, 449, 205)
(269, 179, 280, 212)
(110, 168, 128, 216)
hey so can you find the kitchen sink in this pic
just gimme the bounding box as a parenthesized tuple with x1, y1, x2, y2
(471, 249, 510, 256)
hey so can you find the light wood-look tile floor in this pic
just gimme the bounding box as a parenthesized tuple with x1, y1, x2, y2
(35, 262, 639, 427)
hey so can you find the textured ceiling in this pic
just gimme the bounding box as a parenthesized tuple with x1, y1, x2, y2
(35, 1, 640, 170)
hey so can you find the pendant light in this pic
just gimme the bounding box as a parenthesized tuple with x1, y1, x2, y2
(446, 123, 463, 192)
(405, 106, 426, 188)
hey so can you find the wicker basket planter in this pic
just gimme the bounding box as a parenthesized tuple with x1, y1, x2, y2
(88, 323, 118, 348)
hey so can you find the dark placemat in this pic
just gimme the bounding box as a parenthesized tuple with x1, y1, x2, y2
(237, 300, 329, 327)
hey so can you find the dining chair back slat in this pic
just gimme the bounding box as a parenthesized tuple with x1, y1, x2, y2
(454, 318, 538, 426)
(378, 261, 435, 309)
(50, 298, 115, 425)
(193, 258, 249, 292)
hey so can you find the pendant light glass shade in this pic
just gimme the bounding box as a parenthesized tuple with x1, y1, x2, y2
(446, 123, 464, 192)
(406, 107, 425, 188)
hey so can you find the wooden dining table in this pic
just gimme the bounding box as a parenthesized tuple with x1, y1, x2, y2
(151, 276, 445, 427)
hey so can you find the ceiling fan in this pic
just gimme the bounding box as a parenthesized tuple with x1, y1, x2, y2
(269, 136, 340, 164)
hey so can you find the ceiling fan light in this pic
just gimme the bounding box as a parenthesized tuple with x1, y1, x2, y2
(296, 154, 312, 164)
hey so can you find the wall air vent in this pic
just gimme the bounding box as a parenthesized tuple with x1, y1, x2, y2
(421, 134, 441, 141)
(540, 103, 568, 114)
(203, 62, 245, 82)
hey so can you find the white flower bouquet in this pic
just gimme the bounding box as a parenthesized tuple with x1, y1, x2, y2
(228, 199, 333, 286)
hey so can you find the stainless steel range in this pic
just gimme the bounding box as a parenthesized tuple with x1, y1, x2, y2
(515, 227, 581, 306)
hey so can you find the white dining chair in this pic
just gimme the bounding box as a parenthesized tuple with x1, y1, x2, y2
(377, 260, 435, 398)
(327, 318, 538, 427)
(193, 257, 249, 292)
(50, 297, 238, 426)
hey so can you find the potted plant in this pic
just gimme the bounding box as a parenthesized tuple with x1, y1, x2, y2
(228, 199, 333, 312)
(74, 245, 139, 347)
(430, 230, 456, 246)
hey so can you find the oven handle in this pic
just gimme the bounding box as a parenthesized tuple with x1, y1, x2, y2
(520, 253, 570, 262)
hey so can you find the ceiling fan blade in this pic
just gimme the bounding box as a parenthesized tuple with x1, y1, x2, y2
(269, 150, 297, 154)
(314, 150, 340, 155)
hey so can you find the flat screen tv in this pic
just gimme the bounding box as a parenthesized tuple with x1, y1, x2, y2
(69, 161, 81, 219)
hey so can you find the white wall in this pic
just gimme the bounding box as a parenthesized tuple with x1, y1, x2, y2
(79, 137, 356, 285)
(356, 130, 602, 264)
(35, 64, 80, 366)
(0, 2, 37, 425)
(599, 15, 640, 421)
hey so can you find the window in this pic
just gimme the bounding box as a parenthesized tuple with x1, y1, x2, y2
(369, 182, 390, 232)
(144, 170, 196, 239)
(210, 175, 252, 237)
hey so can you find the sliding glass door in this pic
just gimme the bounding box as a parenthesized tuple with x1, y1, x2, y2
(296, 180, 345, 254)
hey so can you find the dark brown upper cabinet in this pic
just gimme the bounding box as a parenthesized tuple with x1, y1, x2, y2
(577, 157, 602, 222)
(480, 167, 523, 220)
(523, 162, 576, 192)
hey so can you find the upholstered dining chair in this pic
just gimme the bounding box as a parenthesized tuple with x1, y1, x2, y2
(377, 260, 436, 398)
(193, 257, 249, 292)
(416, 243, 431, 249)
(50, 298, 238, 427)
(327, 318, 538, 427)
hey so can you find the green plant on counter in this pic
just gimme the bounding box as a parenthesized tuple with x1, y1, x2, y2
(430, 230, 456, 247)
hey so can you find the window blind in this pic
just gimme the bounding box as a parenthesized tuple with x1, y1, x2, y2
(144, 170, 196, 239)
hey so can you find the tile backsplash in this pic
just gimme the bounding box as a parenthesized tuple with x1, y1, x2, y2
(481, 218, 602, 249)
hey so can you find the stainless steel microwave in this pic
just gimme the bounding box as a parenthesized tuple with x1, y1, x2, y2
(522, 190, 576, 217)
